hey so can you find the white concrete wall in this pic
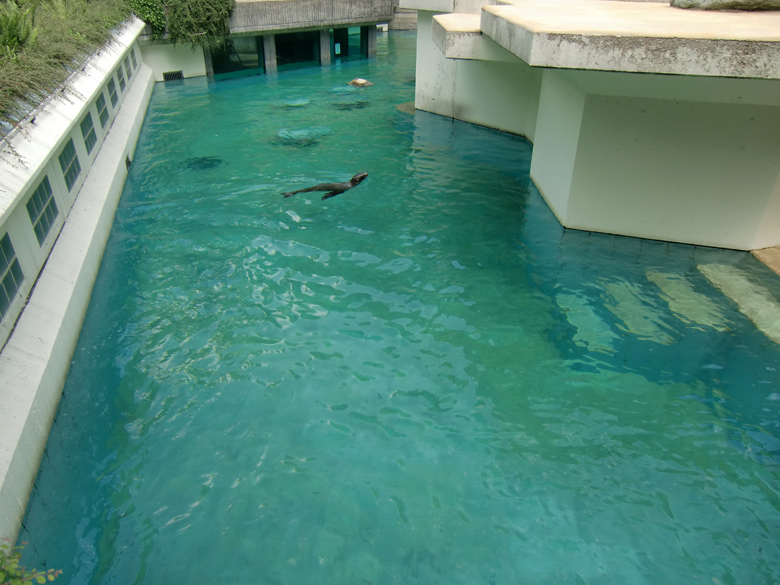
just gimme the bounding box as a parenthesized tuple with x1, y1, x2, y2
(754, 172, 780, 250)
(531, 69, 780, 250)
(0, 22, 146, 347)
(140, 42, 207, 81)
(529, 70, 585, 223)
(415, 12, 458, 118)
(414, 11, 540, 140)
(0, 20, 155, 542)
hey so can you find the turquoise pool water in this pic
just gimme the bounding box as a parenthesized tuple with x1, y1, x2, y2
(20, 32, 780, 584)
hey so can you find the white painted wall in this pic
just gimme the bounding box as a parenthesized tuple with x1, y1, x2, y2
(753, 172, 780, 250)
(415, 12, 458, 118)
(0, 21, 146, 347)
(0, 20, 155, 542)
(531, 69, 780, 250)
(140, 42, 207, 81)
(415, 11, 541, 139)
(529, 70, 585, 223)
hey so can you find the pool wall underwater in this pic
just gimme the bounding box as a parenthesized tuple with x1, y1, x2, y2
(0, 18, 153, 542)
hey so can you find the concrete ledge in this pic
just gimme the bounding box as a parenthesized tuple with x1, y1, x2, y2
(433, 13, 516, 60)
(0, 63, 154, 543)
(482, 0, 780, 78)
(230, 0, 395, 34)
(400, 0, 494, 13)
(432, 13, 480, 57)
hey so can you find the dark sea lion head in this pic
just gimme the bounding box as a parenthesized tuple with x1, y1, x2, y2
(351, 172, 368, 185)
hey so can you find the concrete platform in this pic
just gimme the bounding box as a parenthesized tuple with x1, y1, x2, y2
(402, 0, 780, 250)
(230, 0, 394, 34)
(482, 0, 780, 78)
(433, 13, 517, 60)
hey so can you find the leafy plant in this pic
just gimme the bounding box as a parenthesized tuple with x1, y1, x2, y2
(0, 0, 131, 134)
(127, 0, 163, 38)
(0, 0, 38, 57)
(168, 0, 234, 50)
(0, 541, 61, 585)
(127, 0, 234, 49)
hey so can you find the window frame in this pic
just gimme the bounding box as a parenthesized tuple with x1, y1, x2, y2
(58, 138, 82, 192)
(0, 233, 24, 320)
(80, 111, 98, 154)
(26, 176, 59, 246)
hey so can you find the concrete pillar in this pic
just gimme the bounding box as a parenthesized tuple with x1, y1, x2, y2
(361, 25, 377, 58)
(319, 29, 332, 66)
(262, 34, 277, 74)
(203, 47, 214, 77)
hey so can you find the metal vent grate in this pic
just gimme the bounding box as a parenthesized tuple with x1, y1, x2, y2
(162, 70, 184, 83)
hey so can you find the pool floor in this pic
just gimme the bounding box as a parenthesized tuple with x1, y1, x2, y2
(19, 31, 780, 585)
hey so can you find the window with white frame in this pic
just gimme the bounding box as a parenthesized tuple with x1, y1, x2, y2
(96, 92, 109, 128)
(0, 233, 24, 320)
(108, 78, 118, 107)
(80, 112, 97, 154)
(26, 176, 59, 246)
(58, 138, 81, 192)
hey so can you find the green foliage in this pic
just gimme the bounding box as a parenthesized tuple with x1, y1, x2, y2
(0, 0, 132, 133)
(127, 0, 163, 38)
(126, 0, 235, 48)
(164, 0, 235, 50)
(0, 0, 235, 133)
(0, 0, 38, 57)
(0, 541, 61, 585)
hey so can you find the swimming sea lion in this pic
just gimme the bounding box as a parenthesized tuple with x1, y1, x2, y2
(282, 172, 368, 200)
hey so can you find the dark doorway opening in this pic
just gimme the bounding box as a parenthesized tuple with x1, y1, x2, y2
(275, 31, 320, 71)
(211, 36, 264, 79)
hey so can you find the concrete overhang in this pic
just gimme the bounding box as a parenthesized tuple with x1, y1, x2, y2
(400, 0, 495, 15)
(481, 0, 780, 79)
(230, 0, 395, 35)
(432, 13, 518, 60)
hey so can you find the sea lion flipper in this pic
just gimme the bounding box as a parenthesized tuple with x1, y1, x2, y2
(321, 190, 344, 200)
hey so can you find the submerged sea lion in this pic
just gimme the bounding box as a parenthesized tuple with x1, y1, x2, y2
(276, 126, 333, 148)
(348, 78, 374, 87)
(182, 156, 224, 171)
(282, 172, 368, 200)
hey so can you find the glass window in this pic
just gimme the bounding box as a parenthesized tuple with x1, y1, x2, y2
(58, 138, 81, 192)
(117, 67, 126, 92)
(108, 78, 118, 107)
(26, 176, 59, 246)
(130, 47, 137, 70)
(96, 92, 109, 128)
(0, 233, 24, 320)
(124, 55, 132, 74)
(80, 112, 97, 154)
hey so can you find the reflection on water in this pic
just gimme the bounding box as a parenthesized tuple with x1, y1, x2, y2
(19, 31, 780, 585)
